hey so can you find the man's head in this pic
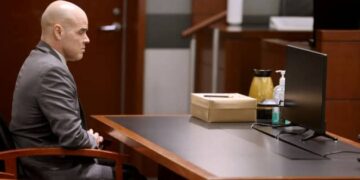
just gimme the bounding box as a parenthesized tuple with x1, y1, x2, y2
(41, 0, 90, 62)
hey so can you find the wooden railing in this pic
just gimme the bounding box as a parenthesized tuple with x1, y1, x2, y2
(181, 11, 226, 37)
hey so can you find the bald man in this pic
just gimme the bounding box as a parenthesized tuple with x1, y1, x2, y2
(9, 1, 113, 179)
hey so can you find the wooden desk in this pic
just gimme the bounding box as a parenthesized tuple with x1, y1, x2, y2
(92, 115, 360, 180)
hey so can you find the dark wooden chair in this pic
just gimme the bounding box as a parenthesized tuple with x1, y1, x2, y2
(0, 115, 124, 180)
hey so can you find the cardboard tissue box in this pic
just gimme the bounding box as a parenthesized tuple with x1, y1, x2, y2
(191, 93, 257, 122)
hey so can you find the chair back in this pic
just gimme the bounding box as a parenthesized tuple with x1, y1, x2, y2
(0, 114, 15, 171)
(0, 115, 15, 151)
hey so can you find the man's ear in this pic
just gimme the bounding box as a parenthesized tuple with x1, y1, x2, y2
(53, 24, 63, 40)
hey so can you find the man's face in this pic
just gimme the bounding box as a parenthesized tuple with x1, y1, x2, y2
(61, 13, 90, 62)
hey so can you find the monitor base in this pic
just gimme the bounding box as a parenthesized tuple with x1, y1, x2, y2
(302, 130, 337, 141)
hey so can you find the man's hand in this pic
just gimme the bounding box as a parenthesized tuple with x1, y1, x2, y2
(87, 129, 104, 148)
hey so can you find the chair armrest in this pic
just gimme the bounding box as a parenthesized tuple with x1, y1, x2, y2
(0, 171, 16, 179)
(0, 148, 126, 180)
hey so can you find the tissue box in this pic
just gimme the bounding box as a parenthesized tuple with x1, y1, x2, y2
(191, 93, 257, 122)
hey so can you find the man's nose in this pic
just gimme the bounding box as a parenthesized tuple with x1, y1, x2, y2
(84, 34, 90, 44)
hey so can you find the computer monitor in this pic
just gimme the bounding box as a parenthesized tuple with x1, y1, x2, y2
(283, 45, 328, 138)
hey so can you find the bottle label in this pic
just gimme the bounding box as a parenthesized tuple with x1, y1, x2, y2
(272, 107, 280, 125)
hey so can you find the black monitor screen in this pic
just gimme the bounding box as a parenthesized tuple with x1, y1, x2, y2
(283, 45, 327, 134)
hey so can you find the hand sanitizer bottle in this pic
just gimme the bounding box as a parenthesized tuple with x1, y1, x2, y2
(272, 70, 285, 125)
(273, 70, 286, 106)
(272, 106, 280, 125)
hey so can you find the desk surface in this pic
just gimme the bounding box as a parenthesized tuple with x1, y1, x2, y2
(92, 115, 360, 180)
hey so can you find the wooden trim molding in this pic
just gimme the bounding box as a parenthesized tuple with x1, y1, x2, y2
(124, 0, 145, 114)
(316, 30, 360, 41)
(182, 11, 226, 37)
(327, 132, 360, 148)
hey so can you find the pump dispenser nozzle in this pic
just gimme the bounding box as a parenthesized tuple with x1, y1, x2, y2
(276, 70, 286, 86)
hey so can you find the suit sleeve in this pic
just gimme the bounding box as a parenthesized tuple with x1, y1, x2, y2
(38, 66, 97, 149)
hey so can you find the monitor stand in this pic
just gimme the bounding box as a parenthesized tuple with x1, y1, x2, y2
(276, 126, 338, 142)
(275, 125, 307, 139)
(252, 123, 303, 138)
(301, 130, 338, 141)
(252, 124, 358, 158)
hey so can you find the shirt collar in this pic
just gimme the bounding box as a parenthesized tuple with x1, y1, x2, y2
(53, 49, 67, 66)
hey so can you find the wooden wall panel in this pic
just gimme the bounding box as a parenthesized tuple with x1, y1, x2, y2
(318, 42, 360, 99)
(315, 30, 360, 142)
(326, 100, 360, 142)
(0, 2, 44, 122)
(221, 39, 260, 94)
(195, 29, 213, 92)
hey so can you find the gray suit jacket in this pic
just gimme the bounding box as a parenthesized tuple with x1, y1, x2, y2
(9, 41, 113, 179)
